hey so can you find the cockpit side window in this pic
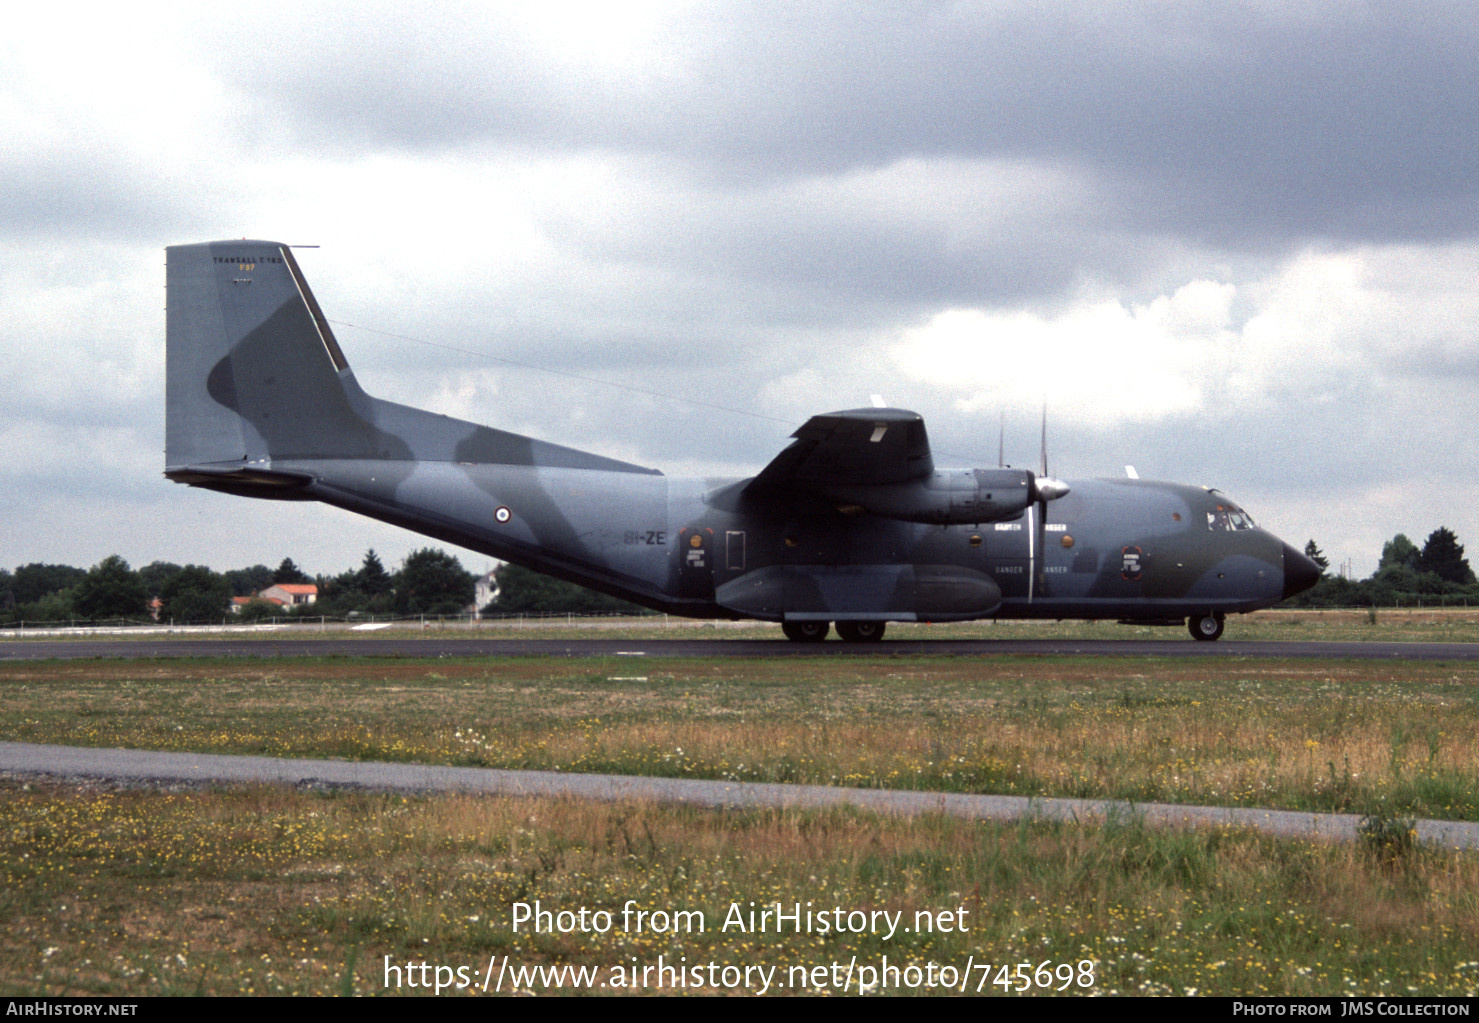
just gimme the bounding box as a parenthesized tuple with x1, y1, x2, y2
(1206, 504, 1257, 531)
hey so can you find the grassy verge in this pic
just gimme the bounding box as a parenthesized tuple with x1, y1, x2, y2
(1, 655, 1476, 820)
(3, 779, 1477, 997)
(4, 606, 1479, 643)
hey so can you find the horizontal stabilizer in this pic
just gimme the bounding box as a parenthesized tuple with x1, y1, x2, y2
(163, 464, 316, 500)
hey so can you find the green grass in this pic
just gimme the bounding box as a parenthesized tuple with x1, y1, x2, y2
(3, 650, 1478, 996)
(2, 780, 1476, 996)
(1, 654, 1477, 821)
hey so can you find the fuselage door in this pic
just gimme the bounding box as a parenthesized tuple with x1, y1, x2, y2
(726, 530, 746, 572)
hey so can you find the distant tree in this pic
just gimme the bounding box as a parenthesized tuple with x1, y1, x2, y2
(394, 549, 475, 616)
(225, 564, 274, 597)
(273, 558, 311, 585)
(314, 549, 398, 617)
(1378, 534, 1420, 572)
(14, 592, 75, 623)
(1372, 561, 1421, 593)
(0, 569, 13, 611)
(490, 563, 645, 614)
(1303, 540, 1330, 575)
(355, 549, 393, 596)
(71, 555, 150, 621)
(10, 563, 87, 605)
(236, 598, 282, 622)
(138, 561, 183, 598)
(160, 565, 232, 623)
(1416, 527, 1475, 586)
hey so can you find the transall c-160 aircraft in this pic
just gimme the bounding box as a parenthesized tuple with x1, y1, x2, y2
(165, 240, 1321, 642)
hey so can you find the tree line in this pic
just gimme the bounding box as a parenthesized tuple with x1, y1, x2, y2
(1292, 526, 1477, 606)
(0, 550, 475, 625)
(0, 549, 643, 625)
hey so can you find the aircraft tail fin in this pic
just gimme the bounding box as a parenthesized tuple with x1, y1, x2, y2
(165, 240, 662, 485)
(165, 240, 386, 474)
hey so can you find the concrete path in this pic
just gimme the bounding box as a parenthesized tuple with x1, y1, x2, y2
(3, 740, 1475, 851)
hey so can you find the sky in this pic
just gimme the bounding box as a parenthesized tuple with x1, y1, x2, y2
(2, 1, 1476, 580)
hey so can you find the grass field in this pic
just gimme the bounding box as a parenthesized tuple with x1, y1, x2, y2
(3, 779, 1477, 997)
(2, 644, 1477, 997)
(2, 654, 1475, 819)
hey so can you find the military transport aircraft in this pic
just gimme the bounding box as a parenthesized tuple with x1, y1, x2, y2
(165, 241, 1321, 642)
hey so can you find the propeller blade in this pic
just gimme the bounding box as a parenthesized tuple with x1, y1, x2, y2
(1030, 402, 1068, 602)
(1040, 402, 1048, 479)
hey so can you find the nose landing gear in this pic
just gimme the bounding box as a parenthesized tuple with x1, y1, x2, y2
(1188, 612, 1225, 641)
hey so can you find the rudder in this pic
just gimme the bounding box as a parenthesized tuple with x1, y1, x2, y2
(165, 240, 372, 472)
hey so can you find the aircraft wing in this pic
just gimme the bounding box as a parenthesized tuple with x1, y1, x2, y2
(747, 408, 935, 491)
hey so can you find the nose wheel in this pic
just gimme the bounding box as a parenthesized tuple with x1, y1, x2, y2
(1188, 613, 1225, 641)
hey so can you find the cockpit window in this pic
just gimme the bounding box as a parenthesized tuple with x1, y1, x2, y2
(1207, 504, 1257, 531)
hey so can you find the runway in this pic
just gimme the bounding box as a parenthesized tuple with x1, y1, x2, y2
(2, 635, 1478, 661)
(3, 740, 1476, 851)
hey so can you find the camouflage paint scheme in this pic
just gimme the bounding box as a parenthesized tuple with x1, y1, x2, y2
(165, 241, 1320, 641)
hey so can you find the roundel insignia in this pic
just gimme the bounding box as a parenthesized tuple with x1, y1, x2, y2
(494, 506, 512, 524)
(1121, 546, 1143, 581)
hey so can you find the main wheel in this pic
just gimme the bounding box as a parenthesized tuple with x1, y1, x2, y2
(782, 620, 830, 642)
(1188, 613, 1225, 641)
(835, 621, 886, 643)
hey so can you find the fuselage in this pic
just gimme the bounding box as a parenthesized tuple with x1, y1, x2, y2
(260, 456, 1305, 624)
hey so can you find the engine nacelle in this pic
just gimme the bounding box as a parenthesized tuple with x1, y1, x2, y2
(818, 468, 1038, 524)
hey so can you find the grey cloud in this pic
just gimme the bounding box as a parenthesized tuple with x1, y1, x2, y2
(6, 3, 1478, 581)
(215, 3, 1479, 249)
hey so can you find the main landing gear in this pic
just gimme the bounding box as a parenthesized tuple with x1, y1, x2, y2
(781, 620, 829, 642)
(780, 620, 889, 642)
(835, 621, 886, 643)
(1188, 612, 1225, 641)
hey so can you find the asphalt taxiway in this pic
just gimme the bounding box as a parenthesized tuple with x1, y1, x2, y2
(2, 636, 1477, 660)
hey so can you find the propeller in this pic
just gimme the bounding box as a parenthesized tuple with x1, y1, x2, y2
(1029, 403, 1070, 601)
(1032, 403, 1069, 502)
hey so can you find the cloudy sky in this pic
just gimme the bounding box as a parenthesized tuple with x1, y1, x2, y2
(3, 1, 1476, 580)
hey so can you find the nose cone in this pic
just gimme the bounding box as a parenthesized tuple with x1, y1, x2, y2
(1281, 542, 1322, 599)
